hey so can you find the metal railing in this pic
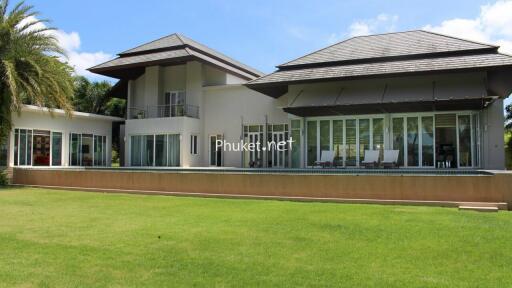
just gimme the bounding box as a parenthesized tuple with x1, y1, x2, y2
(128, 104, 199, 119)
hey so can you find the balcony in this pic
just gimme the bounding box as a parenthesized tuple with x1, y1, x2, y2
(128, 104, 199, 119)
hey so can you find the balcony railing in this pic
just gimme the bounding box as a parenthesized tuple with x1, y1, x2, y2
(128, 104, 199, 119)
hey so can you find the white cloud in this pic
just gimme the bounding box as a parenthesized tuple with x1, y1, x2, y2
(423, 0, 512, 55)
(18, 16, 112, 80)
(328, 13, 399, 44)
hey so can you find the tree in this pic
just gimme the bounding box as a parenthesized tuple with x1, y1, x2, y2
(506, 101, 512, 169)
(73, 76, 126, 118)
(0, 0, 74, 145)
(506, 102, 512, 130)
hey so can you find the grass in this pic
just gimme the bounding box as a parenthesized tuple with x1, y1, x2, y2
(1, 187, 511, 287)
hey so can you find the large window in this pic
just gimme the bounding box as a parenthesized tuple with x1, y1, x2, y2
(155, 135, 168, 167)
(69, 133, 107, 167)
(209, 134, 223, 167)
(406, 117, 419, 167)
(372, 119, 384, 161)
(131, 134, 180, 167)
(458, 115, 472, 167)
(435, 114, 457, 168)
(267, 124, 289, 168)
(243, 125, 264, 167)
(306, 121, 317, 166)
(421, 117, 434, 167)
(291, 120, 301, 168)
(333, 120, 344, 164)
(345, 119, 357, 166)
(13, 129, 62, 167)
(190, 135, 198, 155)
(94, 135, 107, 166)
(51, 132, 62, 166)
(302, 112, 479, 169)
(14, 129, 32, 166)
(392, 118, 405, 166)
(359, 119, 370, 163)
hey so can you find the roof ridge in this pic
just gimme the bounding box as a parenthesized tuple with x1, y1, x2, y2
(419, 29, 498, 48)
(119, 33, 184, 55)
(178, 34, 264, 76)
(278, 30, 431, 68)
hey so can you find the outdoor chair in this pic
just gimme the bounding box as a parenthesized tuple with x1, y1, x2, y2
(361, 150, 380, 168)
(381, 150, 400, 168)
(314, 150, 335, 168)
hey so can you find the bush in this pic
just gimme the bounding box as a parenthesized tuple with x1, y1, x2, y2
(0, 170, 8, 186)
(506, 131, 512, 170)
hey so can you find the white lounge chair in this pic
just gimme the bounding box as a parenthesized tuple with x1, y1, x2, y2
(382, 150, 400, 168)
(361, 150, 380, 168)
(315, 150, 335, 168)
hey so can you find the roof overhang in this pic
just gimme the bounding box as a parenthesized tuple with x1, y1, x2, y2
(246, 65, 512, 99)
(283, 97, 498, 117)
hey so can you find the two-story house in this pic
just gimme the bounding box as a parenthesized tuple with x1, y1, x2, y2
(5, 30, 512, 171)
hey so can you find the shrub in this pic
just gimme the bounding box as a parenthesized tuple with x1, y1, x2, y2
(0, 170, 8, 186)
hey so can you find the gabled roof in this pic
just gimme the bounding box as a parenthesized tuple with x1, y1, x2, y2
(278, 30, 497, 68)
(89, 33, 263, 80)
(246, 30, 512, 98)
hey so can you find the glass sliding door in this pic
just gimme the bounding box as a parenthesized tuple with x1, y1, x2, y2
(406, 117, 419, 167)
(131, 134, 180, 167)
(332, 120, 344, 166)
(319, 120, 330, 155)
(392, 118, 404, 166)
(345, 119, 357, 166)
(70, 133, 81, 166)
(471, 114, 480, 167)
(81, 134, 94, 167)
(458, 115, 472, 167)
(130, 135, 142, 166)
(306, 121, 317, 166)
(142, 135, 154, 167)
(243, 125, 263, 168)
(94, 135, 107, 166)
(435, 114, 457, 168)
(14, 128, 33, 166)
(358, 119, 370, 164)
(291, 120, 301, 168)
(32, 130, 51, 166)
(155, 134, 168, 167)
(372, 119, 384, 161)
(421, 117, 434, 167)
(167, 134, 180, 167)
(51, 132, 62, 166)
(209, 134, 223, 167)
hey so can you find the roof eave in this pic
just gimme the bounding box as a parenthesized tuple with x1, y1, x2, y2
(246, 65, 512, 98)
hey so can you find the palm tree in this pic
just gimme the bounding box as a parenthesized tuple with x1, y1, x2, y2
(0, 0, 74, 145)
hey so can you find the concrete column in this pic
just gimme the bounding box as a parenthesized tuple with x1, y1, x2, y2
(482, 99, 505, 170)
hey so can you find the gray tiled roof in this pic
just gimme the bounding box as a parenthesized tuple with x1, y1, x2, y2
(91, 49, 190, 70)
(119, 33, 263, 77)
(90, 33, 263, 79)
(249, 53, 512, 85)
(279, 30, 496, 67)
(120, 34, 185, 55)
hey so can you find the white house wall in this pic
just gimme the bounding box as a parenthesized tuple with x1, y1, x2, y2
(202, 85, 289, 167)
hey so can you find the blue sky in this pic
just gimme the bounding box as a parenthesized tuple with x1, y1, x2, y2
(28, 0, 512, 105)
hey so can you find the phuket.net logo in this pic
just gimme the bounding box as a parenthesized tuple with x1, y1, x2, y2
(216, 138, 295, 152)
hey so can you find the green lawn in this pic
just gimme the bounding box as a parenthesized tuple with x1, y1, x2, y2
(1, 187, 511, 287)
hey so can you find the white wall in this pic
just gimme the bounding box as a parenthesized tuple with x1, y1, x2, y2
(9, 109, 116, 167)
(202, 85, 289, 167)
